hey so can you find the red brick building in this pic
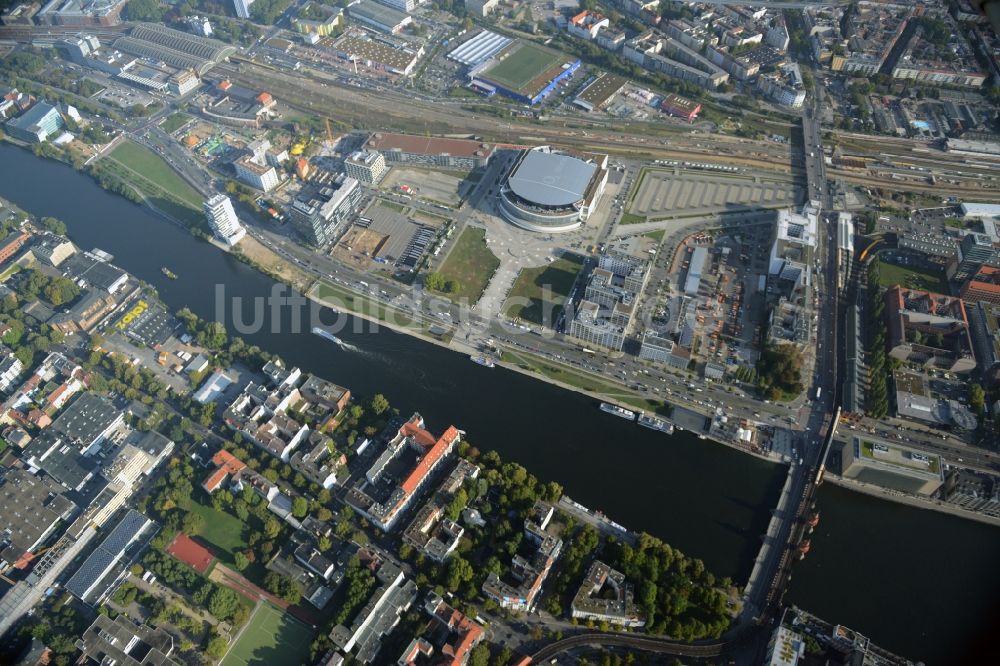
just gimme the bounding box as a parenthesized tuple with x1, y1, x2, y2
(959, 265, 1000, 305)
(0, 231, 29, 265)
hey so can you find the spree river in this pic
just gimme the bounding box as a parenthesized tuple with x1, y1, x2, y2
(1, 144, 997, 664)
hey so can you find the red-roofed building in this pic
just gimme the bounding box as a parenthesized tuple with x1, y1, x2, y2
(433, 602, 484, 665)
(0, 231, 28, 265)
(345, 414, 461, 531)
(660, 94, 701, 122)
(960, 265, 1000, 305)
(884, 285, 976, 373)
(398, 638, 433, 665)
(218, 80, 232, 92)
(399, 594, 485, 666)
(296, 157, 310, 179)
(202, 449, 247, 493)
(26, 409, 51, 429)
(568, 10, 610, 40)
(256, 91, 273, 106)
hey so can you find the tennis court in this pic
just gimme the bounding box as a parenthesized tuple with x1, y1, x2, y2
(221, 602, 314, 666)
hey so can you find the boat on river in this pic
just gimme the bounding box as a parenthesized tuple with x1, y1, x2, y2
(638, 414, 674, 434)
(600, 402, 636, 421)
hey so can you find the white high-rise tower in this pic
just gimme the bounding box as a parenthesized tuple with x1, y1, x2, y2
(203, 194, 246, 246)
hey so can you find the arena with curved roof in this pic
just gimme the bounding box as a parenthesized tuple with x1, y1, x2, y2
(498, 146, 609, 232)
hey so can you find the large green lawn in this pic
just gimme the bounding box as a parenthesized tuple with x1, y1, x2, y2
(180, 498, 248, 558)
(436, 227, 500, 303)
(160, 113, 190, 134)
(107, 141, 203, 208)
(503, 254, 583, 327)
(221, 603, 314, 666)
(312, 280, 416, 329)
(877, 261, 947, 293)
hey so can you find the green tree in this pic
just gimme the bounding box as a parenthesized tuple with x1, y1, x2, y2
(263, 571, 303, 603)
(264, 515, 281, 538)
(205, 636, 228, 659)
(233, 551, 250, 571)
(292, 496, 309, 519)
(181, 511, 205, 535)
(370, 393, 390, 415)
(123, 0, 166, 21)
(444, 556, 474, 593)
(424, 272, 447, 291)
(39, 217, 67, 235)
(969, 383, 986, 415)
(469, 644, 490, 666)
(208, 587, 240, 620)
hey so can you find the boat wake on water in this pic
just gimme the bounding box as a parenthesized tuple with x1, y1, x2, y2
(312, 327, 374, 356)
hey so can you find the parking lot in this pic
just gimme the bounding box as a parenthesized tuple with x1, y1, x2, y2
(381, 166, 467, 207)
(629, 168, 802, 220)
(332, 201, 438, 271)
(96, 81, 156, 110)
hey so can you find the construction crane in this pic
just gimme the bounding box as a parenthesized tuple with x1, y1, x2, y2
(320, 117, 338, 157)
(13, 545, 52, 570)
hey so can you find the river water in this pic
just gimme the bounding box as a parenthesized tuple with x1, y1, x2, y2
(1, 143, 996, 664)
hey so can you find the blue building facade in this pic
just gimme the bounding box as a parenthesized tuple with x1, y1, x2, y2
(475, 58, 581, 106)
(5, 103, 64, 143)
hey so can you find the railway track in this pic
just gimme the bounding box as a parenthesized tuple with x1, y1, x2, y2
(529, 632, 731, 662)
(215, 62, 799, 174)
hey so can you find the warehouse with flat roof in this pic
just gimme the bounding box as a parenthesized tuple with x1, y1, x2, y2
(346, 0, 411, 34)
(573, 73, 627, 111)
(333, 34, 423, 76)
(65, 509, 157, 605)
(448, 30, 511, 67)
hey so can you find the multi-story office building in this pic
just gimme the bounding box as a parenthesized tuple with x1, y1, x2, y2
(465, 0, 499, 17)
(638, 331, 690, 369)
(568, 301, 625, 351)
(765, 22, 789, 51)
(567, 10, 610, 41)
(234, 154, 279, 192)
(769, 203, 819, 290)
(758, 62, 807, 108)
(168, 69, 199, 96)
(233, 0, 254, 19)
(951, 232, 1000, 283)
(5, 102, 64, 143)
(364, 132, 494, 170)
(289, 173, 362, 247)
(345, 150, 388, 185)
(203, 194, 246, 245)
(375, 0, 418, 10)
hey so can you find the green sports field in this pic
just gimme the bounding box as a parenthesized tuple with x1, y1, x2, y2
(481, 42, 564, 93)
(221, 603, 314, 666)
